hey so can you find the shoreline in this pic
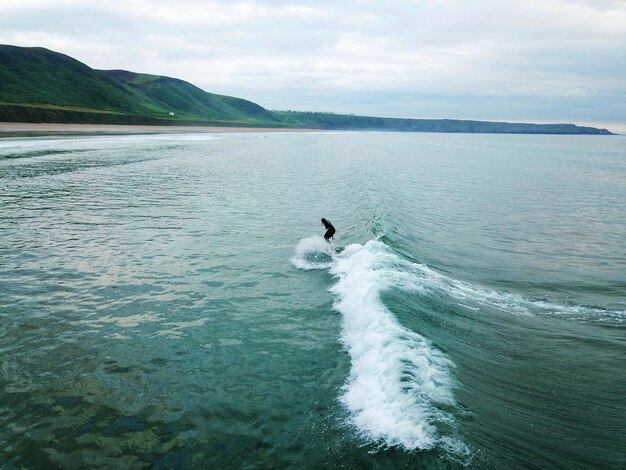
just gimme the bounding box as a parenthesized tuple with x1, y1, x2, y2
(0, 122, 620, 138)
(0, 122, 316, 137)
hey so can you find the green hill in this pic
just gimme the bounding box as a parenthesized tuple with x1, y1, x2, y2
(0, 44, 281, 126)
(0, 45, 152, 114)
(0, 44, 614, 134)
(99, 70, 276, 122)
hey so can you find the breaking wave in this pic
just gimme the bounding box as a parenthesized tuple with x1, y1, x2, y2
(293, 237, 469, 456)
(292, 236, 624, 455)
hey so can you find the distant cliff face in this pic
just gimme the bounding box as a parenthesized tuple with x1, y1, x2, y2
(271, 112, 614, 135)
(0, 44, 614, 134)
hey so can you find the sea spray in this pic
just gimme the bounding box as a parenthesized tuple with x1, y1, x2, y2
(407, 262, 626, 322)
(293, 238, 468, 454)
(330, 242, 466, 453)
(291, 236, 335, 270)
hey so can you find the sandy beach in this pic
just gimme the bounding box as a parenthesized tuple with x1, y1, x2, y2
(0, 122, 315, 136)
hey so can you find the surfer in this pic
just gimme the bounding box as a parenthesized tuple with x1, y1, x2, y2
(321, 218, 335, 242)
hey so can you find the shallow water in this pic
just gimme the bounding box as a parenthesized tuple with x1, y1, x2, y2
(1, 131, 625, 468)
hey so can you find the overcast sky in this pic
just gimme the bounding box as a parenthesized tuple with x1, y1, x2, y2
(1, 0, 625, 131)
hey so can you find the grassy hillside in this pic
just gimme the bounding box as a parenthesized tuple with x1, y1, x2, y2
(0, 45, 156, 115)
(0, 44, 613, 134)
(100, 70, 277, 123)
(0, 45, 281, 126)
(0, 103, 271, 127)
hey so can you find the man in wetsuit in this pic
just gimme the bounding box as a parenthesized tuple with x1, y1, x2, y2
(321, 218, 335, 242)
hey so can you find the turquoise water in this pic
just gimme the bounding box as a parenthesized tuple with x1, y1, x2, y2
(1, 132, 625, 468)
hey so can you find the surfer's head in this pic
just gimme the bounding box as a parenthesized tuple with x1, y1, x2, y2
(321, 218, 328, 227)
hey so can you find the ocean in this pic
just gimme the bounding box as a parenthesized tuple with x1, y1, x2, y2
(1, 131, 624, 468)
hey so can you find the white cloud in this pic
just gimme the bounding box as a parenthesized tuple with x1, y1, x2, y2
(0, 0, 624, 127)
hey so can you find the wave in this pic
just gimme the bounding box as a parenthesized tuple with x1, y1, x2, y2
(292, 237, 469, 456)
(0, 133, 221, 159)
(291, 236, 624, 454)
(401, 260, 625, 323)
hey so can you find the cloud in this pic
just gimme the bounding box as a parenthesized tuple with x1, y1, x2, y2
(0, 0, 624, 127)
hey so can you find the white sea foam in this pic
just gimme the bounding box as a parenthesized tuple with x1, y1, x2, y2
(291, 235, 335, 270)
(0, 133, 220, 156)
(406, 264, 535, 316)
(331, 242, 467, 454)
(293, 238, 468, 455)
(409, 263, 625, 322)
(292, 236, 622, 454)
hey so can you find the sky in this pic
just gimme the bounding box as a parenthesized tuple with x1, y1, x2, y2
(1, 0, 625, 131)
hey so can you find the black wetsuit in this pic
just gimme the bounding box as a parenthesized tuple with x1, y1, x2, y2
(322, 219, 336, 242)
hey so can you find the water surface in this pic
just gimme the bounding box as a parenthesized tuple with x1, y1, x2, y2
(1, 131, 625, 468)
